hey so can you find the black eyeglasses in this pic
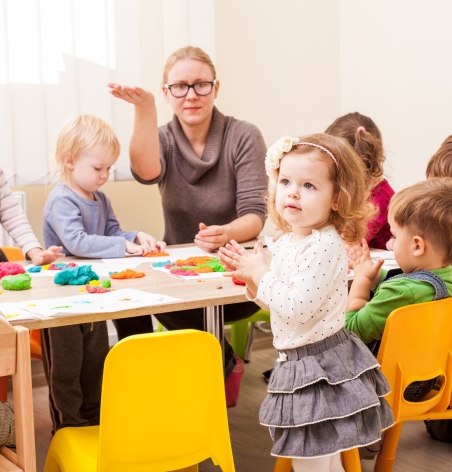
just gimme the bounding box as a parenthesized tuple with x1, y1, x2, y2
(164, 80, 216, 98)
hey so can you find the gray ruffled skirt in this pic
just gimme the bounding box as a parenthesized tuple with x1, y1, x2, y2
(260, 328, 394, 458)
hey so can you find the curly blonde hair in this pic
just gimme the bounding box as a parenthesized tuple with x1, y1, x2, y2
(267, 133, 374, 243)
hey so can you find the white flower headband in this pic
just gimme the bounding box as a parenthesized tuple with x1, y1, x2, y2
(265, 136, 339, 183)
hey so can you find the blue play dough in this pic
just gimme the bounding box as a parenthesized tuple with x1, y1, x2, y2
(151, 260, 171, 268)
(27, 266, 42, 273)
(54, 265, 99, 285)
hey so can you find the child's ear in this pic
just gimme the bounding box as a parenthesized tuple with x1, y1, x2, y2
(332, 197, 339, 211)
(412, 235, 425, 256)
(63, 153, 75, 170)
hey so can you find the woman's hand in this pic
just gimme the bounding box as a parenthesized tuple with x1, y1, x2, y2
(28, 246, 65, 266)
(107, 83, 155, 108)
(218, 240, 269, 286)
(135, 231, 166, 253)
(349, 239, 383, 285)
(194, 223, 228, 252)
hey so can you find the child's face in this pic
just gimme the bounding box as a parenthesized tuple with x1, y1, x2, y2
(275, 152, 337, 239)
(389, 220, 418, 273)
(65, 145, 116, 198)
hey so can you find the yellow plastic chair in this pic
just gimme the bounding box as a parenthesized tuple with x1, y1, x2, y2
(157, 309, 271, 362)
(43, 329, 235, 472)
(375, 297, 452, 472)
(272, 447, 361, 471)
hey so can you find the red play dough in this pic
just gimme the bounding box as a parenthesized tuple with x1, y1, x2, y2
(0, 262, 26, 279)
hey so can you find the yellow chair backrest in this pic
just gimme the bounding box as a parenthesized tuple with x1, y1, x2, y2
(97, 329, 235, 472)
(0, 247, 24, 262)
(377, 297, 452, 423)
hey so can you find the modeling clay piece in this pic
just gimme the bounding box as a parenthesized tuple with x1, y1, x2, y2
(169, 269, 199, 276)
(54, 265, 99, 285)
(0, 262, 26, 279)
(1, 273, 32, 290)
(42, 264, 51, 270)
(110, 269, 145, 279)
(49, 263, 67, 270)
(158, 256, 226, 276)
(102, 280, 111, 288)
(27, 266, 42, 273)
(88, 280, 101, 286)
(145, 252, 170, 257)
(85, 284, 110, 293)
(151, 260, 171, 268)
(232, 277, 246, 286)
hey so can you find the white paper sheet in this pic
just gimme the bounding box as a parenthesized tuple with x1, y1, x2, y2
(9, 289, 181, 318)
(0, 302, 42, 322)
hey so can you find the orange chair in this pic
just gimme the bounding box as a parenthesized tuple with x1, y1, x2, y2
(273, 448, 361, 471)
(374, 298, 452, 472)
(0, 247, 42, 403)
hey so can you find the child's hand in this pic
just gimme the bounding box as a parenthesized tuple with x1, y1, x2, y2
(194, 223, 228, 252)
(349, 239, 384, 283)
(28, 246, 65, 266)
(135, 231, 166, 254)
(107, 83, 155, 108)
(218, 240, 269, 286)
(386, 237, 395, 251)
(125, 240, 147, 256)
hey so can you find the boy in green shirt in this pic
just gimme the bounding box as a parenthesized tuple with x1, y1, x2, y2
(346, 178, 452, 344)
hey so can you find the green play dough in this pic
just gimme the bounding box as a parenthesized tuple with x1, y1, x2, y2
(102, 280, 111, 288)
(1, 273, 32, 290)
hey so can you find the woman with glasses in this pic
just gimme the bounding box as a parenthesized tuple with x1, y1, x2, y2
(108, 46, 267, 407)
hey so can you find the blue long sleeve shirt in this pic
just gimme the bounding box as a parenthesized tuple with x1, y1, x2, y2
(43, 184, 138, 258)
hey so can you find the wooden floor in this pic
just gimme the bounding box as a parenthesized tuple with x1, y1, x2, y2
(12, 331, 452, 472)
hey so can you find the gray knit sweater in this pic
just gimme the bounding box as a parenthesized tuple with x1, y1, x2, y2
(133, 108, 268, 245)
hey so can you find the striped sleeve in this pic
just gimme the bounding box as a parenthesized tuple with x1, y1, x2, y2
(0, 169, 41, 256)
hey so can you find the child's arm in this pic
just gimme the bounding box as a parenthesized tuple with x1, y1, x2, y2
(346, 239, 384, 312)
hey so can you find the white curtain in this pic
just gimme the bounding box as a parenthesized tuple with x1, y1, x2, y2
(0, 0, 215, 186)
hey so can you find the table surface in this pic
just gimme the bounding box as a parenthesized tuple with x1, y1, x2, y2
(3, 244, 249, 330)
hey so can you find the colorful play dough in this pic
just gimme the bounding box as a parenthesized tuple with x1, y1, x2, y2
(110, 269, 145, 279)
(232, 277, 246, 286)
(27, 266, 42, 273)
(145, 251, 170, 257)
(152, 256, 226, 276)
(88, 280, 101, 286)
(54, 265, 99, 285)
(102, 280, 111, 288)
(85, 284, 111, 293)
(1, 273, 32, 290)
(0, 262, 26, 279)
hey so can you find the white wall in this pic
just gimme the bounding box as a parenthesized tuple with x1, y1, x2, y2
(340, 1, 452, 191)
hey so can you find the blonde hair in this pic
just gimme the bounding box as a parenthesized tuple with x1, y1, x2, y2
(426, 135, 452, 178)
(388, 178, 452, 265)
(54, 114, 120, 182)
(267, 133, 373, 243)
(162, 46, 216, 84)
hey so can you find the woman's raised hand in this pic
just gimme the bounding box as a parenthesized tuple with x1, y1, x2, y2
(194, 222, 229, 252)
(107, 83, 155, 107)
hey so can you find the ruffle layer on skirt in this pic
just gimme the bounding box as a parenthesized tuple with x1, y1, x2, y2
(261, 328, 395, 458)
(260, 367, 391, 427)
(267, 329, 383, 393)
(269, 398, 394, 458)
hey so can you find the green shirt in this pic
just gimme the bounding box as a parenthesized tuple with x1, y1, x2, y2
(345, 266, 452, 343)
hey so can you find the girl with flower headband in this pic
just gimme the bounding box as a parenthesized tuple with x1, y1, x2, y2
(219, 133, 394, 471)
